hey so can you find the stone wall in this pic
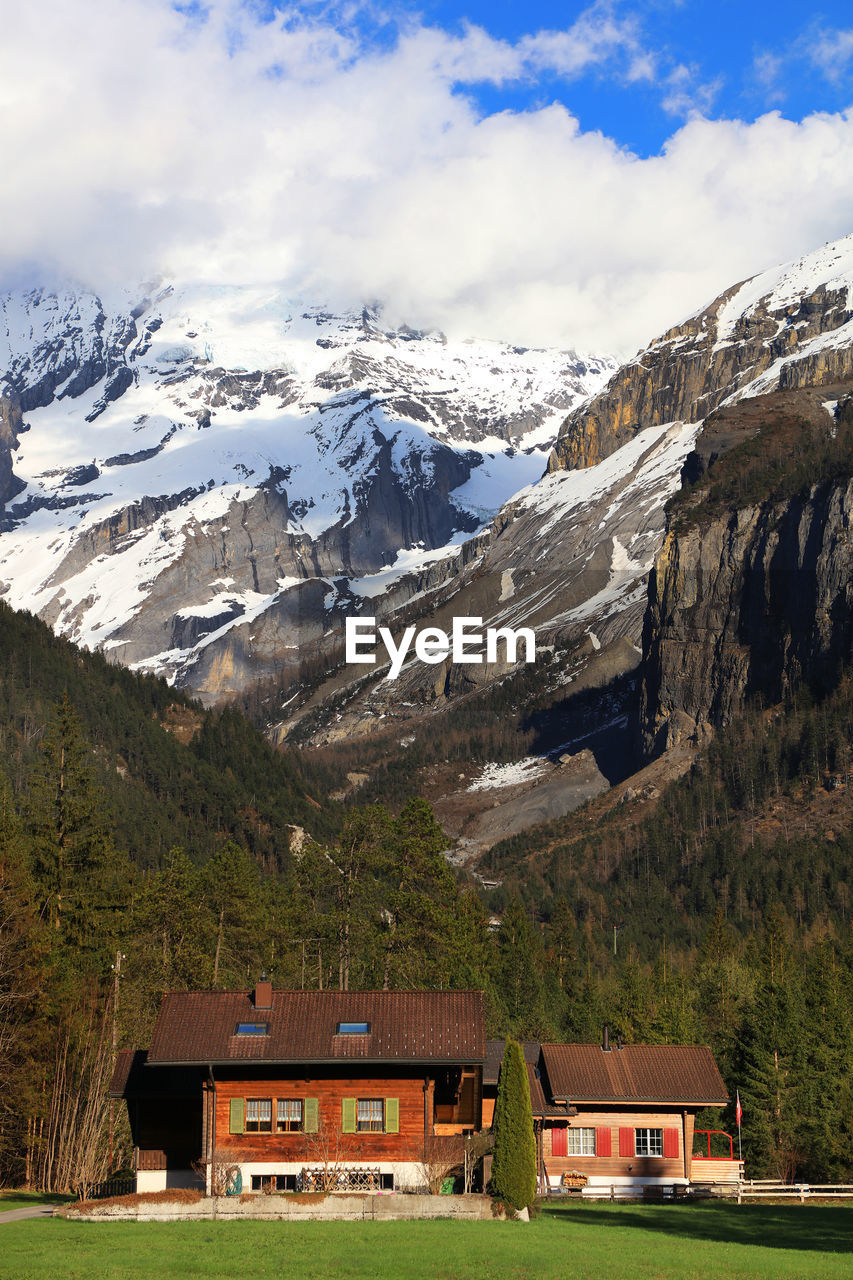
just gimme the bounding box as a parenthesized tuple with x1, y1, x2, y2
(64, 1193, 494, 1223)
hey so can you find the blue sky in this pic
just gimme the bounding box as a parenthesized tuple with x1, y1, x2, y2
(415, 0, 853, 153)
(2, 0, 853, 353)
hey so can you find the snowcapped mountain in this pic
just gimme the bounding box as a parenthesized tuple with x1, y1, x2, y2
(0, 283, 613, 699)
(551, 233, 853, 472)
(283, 232, 853, 750)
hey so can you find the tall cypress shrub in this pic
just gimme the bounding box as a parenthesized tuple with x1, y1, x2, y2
(491, 1038, 537, 1209)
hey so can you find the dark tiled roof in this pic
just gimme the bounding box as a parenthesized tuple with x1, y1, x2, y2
(109, 1049, 201, 1099)
(147, 989, 485, 1066)
(527, 1062, 574, 1119)
(484, 1038, 541, 1086)
(541, 1043, 728, 1105)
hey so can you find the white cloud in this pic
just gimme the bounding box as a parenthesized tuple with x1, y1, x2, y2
(751, 51, 786, 104)
(661, 63, 723, 117)
(808, 27, 853, 82)
(0, 0, 852, 357)
(518, 2, 652, 82)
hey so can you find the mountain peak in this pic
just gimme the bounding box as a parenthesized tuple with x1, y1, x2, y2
(0, 280, 614, 697)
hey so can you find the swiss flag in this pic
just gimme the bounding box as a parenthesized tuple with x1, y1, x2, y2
(736, 1091, 743, 1127)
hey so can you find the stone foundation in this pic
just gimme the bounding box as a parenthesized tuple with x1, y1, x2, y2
(65, 1193, 494, 1223)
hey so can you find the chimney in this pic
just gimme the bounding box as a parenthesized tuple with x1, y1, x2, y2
(602, 1023, 611, 1053)
(253, 972, 272, 1010)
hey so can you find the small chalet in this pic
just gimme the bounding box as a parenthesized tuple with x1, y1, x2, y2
(111, 981, 485, 1194)
(112, 983, 738, 1197)
(485, 1028, 739, 1197)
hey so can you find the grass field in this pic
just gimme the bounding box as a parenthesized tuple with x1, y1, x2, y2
(1, 1201, 851, 1279)
(0, 1192, 75, 1215)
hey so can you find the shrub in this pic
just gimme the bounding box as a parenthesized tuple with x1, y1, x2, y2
(490, 1039, 537, 1210)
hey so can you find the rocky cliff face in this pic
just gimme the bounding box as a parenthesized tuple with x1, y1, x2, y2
(639, 394, 853, 757)
(550, 238, 853, 472)
(271, 236, 853, 748)
(0, 283, 613, 700)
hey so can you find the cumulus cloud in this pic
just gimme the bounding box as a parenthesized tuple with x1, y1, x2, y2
(1, 0, 852, 356)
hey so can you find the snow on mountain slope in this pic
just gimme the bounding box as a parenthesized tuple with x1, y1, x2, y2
(280, 232, 853, 745)
(551, 231, 853, 473)
(0, 283, 613, 696)
(278, 416, 699, 745)
(713, 237, 853, 348)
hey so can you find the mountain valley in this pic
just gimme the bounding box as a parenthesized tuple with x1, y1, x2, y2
(1, 236, 853, 871)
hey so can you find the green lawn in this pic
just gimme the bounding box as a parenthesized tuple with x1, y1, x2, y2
(1, 1201, 852, 1279)
(0, 1192, 75, 1215)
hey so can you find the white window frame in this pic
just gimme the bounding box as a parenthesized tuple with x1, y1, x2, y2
(566, 1127, 596, 1156)
(635, 1127, 663, 1157)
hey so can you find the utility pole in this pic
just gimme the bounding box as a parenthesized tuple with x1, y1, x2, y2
(109, 951, 126, 1172)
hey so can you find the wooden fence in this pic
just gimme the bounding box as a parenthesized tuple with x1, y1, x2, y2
(81, 1176, 137, 1201)
(736, 1179, 853, 1203)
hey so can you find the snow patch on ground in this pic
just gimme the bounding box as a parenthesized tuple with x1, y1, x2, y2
(467, 758, 549, 792)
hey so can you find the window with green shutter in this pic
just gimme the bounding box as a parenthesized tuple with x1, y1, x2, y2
(341, 1097, 357, 1133)
(303, 1097, 319, 1133)
(229, 1097, 244, 1134)
(384, 1097, 399, 1133)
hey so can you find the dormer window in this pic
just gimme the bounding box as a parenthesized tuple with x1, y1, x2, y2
(235, 1022, 269, 1036)
(337, 1021, 370, 1034)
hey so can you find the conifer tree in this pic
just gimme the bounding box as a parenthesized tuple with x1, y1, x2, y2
(491, 897, 549, 1037)
(201, 842, 269, 987)
(132, 847, 212, 1002)
(25, 695, 130, 966)
(491, 1038, 537, 1210)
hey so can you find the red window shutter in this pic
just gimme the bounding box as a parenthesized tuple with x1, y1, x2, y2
(551, 1126, 567, 1157)
(596, 1127, 611, 1157)
(663, 1128, 679, 1158)
(619, 1128, 634, 1158)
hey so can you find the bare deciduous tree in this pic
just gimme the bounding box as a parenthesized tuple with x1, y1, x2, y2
(30, 988, 116, 1197)
(414, 1133, 464, 1195)
(302, 1117, 356, 1191)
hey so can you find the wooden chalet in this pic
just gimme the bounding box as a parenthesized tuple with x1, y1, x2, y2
(111, 981, 485, 1194)
(111, 982, 738, 1197)
(485, 1029, 739, 1197)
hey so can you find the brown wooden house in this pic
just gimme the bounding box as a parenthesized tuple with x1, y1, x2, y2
(111, 981, 485, 1194)
(534, 1037, 736, 1195)
(485, 1032, 738, 1197)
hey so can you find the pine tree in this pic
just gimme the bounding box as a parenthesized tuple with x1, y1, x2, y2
(491, 1038, 537, 1210)
(25, 695, 130, 966)
(381, 797, 473, 990)
(733, 913, 805, 1178)
(131, 847, 213, 1003)
(491, 897, 550, 1037)
(201, 842, 269, 987)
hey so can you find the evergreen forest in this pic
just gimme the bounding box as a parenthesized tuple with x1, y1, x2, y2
(1, 599, 853, 1194)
